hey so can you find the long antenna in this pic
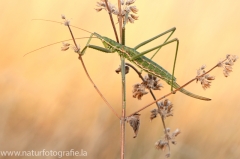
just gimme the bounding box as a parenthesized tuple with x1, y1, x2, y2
(24, 37, 96, 57)
(32, 19, 93, 34)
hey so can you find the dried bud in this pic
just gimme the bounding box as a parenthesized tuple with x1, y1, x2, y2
(225, 65, 232, 72)
(150, 109, 158, 121)
(217, 61, 223, 67)
(61, 42, 70, 51)
(61, 14, 66, 19)
(127, 114, 140, 138)
(126, 0, 136, 5)
(62, 42, 70, 47)
(61, 46, 69, 51)
(231, 55, 238, 62)
(205, 74, 215, 80)
(115, 65, 129, 74)
(226, 54, 231, 59)
(142, 74, 163, 90)
(132, 84, 148, 100)
(172, 128, 181, 138)
(130, 14, 138, 20)
(200, 65, 206, 70)
(112, 9, 119, 15)
(201, 79, 211, 89)
(64, 20, 70, 26)
(157, 99, 173, 118)
(225, 60, 234, 66)
(95, 8, 103, 12)
(72, 45, 80, 53)
(129, 5, 138, 13)
(223, 69, 229, 77)
(155, 140, 168, 150)
(128, 16, 134, 23)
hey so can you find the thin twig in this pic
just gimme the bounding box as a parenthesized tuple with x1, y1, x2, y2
(127, 58, 228, 117)
(66, 24, 121, 119)
(104, 0, 119, 43)
(125, 63, 144, 81)
(118, 0, 123, 41)
(78, 55, 120, 119)
(125, 63, 171, 153)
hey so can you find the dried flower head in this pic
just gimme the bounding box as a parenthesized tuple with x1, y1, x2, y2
(64, 20, 70, 26)
(150, 99, 173, 121)
(155, 139, 168, 151)
(61, 14, 70, 26)
(115, 65, 129, 74)
(218, 54, 238, 77)
(155, 128, 181, 154)
(157, 99, 173, 118)
(142, 74, 163, 90)
(132, 83, 148, 100)
(196, 65, 215, 89)
(61, 42, 71, 51)
(95, 0, 139, 24)
(127, 114, 140, 138)
(72, 44, 81, 53)
(150, 109, 158, 121)
(95, 0, 117, 13)
(172, 128, 181, 138)
(61, 14, 66, 19)
(122, 0, 138, 23)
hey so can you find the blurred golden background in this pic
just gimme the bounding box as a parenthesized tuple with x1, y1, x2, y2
(0, 0, 240, 158)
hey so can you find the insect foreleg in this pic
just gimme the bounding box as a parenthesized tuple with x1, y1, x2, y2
(80, 33, 95, 55)
(80, 33, 113, 55)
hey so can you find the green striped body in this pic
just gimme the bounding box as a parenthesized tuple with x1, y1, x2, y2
(94, 33, 210, 101)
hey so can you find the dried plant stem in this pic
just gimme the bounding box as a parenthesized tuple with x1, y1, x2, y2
(103, 0, 125, 158)
(66, 24, 121, 119)
(127, 58, 228, 117)
(103, 0, 119, 43)
(120, 25, 126, 159)
(103, 1, 125, 158)
(118, 2, 126, 159)
(120, 56, 126, 159)
(125, 63, 171, 153)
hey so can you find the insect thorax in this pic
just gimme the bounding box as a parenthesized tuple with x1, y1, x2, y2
(101, 36, 140, 60)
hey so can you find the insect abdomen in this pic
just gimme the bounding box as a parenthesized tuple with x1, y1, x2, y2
(133, 55, 176, 83)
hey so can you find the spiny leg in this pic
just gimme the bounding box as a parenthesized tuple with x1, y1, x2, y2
(131, 38, 179, 91)
(134, 27, 176, 51)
